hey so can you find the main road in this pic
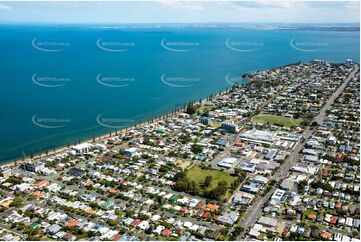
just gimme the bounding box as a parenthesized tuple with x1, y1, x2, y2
(237, 64, 359, 240)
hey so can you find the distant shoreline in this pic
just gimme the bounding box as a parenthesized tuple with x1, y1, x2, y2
(0, 23, 359, 32)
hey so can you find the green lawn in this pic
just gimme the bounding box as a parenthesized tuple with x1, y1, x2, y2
(251, 114, 303, 127)
(197, 105, 216, 113)
(185, 166, 236, 192)
(302, 209, 317, 220)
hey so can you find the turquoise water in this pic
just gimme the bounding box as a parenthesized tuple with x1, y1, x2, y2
(0, 25, 359, 163)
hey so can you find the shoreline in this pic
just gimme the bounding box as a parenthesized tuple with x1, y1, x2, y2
(2, 60, 353, 169)
(0, 84, 238, 170)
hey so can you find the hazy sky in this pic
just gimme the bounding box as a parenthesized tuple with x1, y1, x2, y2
(0, 1, 359, 24)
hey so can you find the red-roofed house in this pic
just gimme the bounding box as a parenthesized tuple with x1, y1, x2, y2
(307, 214, 317, 220)
(330, 215, 338, 225)
(162, 229, 171, 236)
(112, 234, 122, 241)
(35, 180, 49, 188)
(202, 211, 211, 219)
(67, 219, 79, 227)
(130, 219, 141, 227)
(335, 154, 344, 161)
(320, 231, 332, 240)
(207, 204, 218, 212)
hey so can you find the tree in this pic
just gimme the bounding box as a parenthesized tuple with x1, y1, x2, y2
(234, 226, 244, 234)
(138, 175, 146, 183)
(192, 181, 201, 195)
(218, 181, 228, 188)
(31, 148, 34, 159)
(219, 228, 229, 236)
(143, 136, 152, 145)
(298, 180, 308, 193)
(10, 197, 24, 207)
(173, 172, 191, 192)
(185, 102, 197, 115)
(231, 179, 241, 190)
(174, 172, 186, 180)
(300, 119, 311, 126)
(159, 165, 170, 173)
(174, 177, 190, 192)
(321, 182, 333, 191)
(311, 121, 319, 127)
(108, 219, 118, 227)
(203, 176, 213, 187)
(208, 181, 228, 200)
(191, 144, 203, 154)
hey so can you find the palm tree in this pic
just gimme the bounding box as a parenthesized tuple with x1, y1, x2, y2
(30, 148, 34, 159)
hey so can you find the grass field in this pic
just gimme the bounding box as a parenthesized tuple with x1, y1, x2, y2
(251, 114, 303, 127)
(302, 209, 317, 220)
(185, 166, 236, 192)
(197, 105, 215, 113)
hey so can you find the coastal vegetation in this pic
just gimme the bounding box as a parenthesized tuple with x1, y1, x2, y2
(185, 102, 198, 115)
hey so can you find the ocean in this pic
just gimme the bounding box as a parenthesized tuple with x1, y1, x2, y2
(0, 24, 359, 163)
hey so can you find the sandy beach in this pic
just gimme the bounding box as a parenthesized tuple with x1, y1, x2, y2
(0, 85, 235, 170)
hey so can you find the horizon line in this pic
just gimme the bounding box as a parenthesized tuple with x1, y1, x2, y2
(0, 21, 360, 25)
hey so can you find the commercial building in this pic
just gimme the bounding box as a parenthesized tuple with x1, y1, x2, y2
(218, 157, 238, 169)
(264, 149, 278, 160)
(67, 168, 85, 177)
(216, 211, 239, 225)
(199, 117, 211, 125)
(221, 122, 239, 133)
(20, 162, 45, 173)
(0, 168, 12, 178)
(72, 143, 93, 153)
(239, 162, 256, 172)
(240, 130, 278, 146)
(258, 216, 278, 227)
(124, 147, 138, 157)
(271, 189, 286, 204)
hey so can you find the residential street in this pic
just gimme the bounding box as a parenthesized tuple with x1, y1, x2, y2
(237, 64, 359, 240)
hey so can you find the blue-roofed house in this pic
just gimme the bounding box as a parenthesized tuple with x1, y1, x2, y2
(216, 140, 230, 147)
(338, 145, 346, 152)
